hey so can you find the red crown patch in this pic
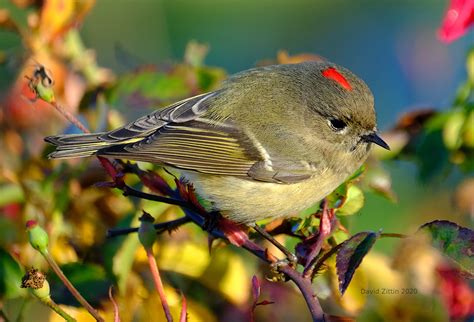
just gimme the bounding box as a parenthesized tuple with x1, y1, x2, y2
(321, 67, 352, 91)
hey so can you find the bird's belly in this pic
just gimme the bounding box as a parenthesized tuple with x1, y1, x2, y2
(182, 169, 347, 224)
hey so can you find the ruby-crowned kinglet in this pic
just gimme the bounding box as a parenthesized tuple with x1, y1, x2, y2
(46, 61, 389, 224)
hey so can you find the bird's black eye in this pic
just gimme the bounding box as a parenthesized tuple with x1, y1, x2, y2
(328, 118, 347, 131)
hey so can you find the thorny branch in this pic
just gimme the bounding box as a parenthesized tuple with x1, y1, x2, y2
(107, 171, 326, 321)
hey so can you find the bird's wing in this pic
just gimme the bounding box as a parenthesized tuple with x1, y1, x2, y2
(101, 118, 262, 177)
(99, 91, 223, 142)
(49, 90, 318, 183)
(247, 160, 317, 183)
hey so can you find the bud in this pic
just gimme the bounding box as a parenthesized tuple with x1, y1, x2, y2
(138, 212, 156, 249)
(26, 220, 49, 255)
(26, 65, 55, 103)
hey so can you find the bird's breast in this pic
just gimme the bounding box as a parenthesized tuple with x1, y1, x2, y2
(182, 167, 349, 224)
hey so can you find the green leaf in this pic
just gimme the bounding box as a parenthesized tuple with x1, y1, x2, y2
(0, 248, 25, 299)
(466, 47, 474, 86)
(418, 220, 474, 276)
(326, 184, 348, 209)
(336, 231, 379, 295)
(416, 130, 451, 182)
(196, 66, 226, 91)
(442, 110, 465, 150)
(49, 263, 110, 307)
(425, 112, 452, 132)
(337, 185, 365, 216)
(462, 110, 474, 148)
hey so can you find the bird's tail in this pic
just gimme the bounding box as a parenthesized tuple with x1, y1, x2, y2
(45, 133, 112, 159)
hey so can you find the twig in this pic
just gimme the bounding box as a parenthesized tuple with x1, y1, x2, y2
(303, 202, 334, 277)
(43, 297, 77, 322)
(108, 287, 121, 322)
(50, 100, 90, 134)
(279, 265, 325, 322)
(43, 252, 104, 321)
(179, 292, 187, 322)
(146, 248, 173, 322)
(380, 233, 407, 238)
(122, 185, 195, 211)
(107, 217, 191, 238)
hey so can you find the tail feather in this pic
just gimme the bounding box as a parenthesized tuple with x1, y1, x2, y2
(45, 133, 112, 159)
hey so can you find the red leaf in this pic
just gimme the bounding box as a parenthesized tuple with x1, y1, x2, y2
(218, 217, 249, 247)
(437, 265, 474, 319)
(179, 291, 188, 322)
(140, 171, 171, 196)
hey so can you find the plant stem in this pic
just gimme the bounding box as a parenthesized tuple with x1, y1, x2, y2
(43, 251, 104, 322)
(146, 247, 173, 322)
(107, 217, 191, 238)
(278, 266, 325, 322)
(42, 297, 76, 322)
(179, 292, 187, 322)
(122, 185, 195, 211)
(51, 101, 90, 134)
(380, 233, 407, 238)
(108, 287, 121, 322)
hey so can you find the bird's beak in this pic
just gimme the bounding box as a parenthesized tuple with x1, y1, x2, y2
(361, 132, 390, 150)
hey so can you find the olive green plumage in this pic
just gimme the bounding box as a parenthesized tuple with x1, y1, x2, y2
(45, 61, 389, 223)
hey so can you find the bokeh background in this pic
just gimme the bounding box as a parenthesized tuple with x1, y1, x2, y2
(0, 0, 472, 321)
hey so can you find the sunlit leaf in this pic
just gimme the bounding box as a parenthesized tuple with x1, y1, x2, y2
(336, 231, 380, 295)
(467, 47, 474, 85)
(462, 110, 474, 148)
(418, 220, 474, 276)
(330, 262, 367, 314)
(337, 185, 364, 216)
(443, 110, 465, 150)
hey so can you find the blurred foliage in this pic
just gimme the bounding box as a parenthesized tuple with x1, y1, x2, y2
(0, 1, 473, 322)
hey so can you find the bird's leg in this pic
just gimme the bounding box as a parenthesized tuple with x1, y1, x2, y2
(253, 224, 298, 266)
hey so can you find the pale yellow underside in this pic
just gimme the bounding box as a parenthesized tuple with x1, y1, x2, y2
(182, 166, 347, 224)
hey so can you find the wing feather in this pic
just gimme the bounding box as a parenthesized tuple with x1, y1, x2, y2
(47, 89, 318, 183)
(98, 120, 260, 176)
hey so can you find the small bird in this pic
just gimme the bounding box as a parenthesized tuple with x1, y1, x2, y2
(46, 61, 389, 224)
